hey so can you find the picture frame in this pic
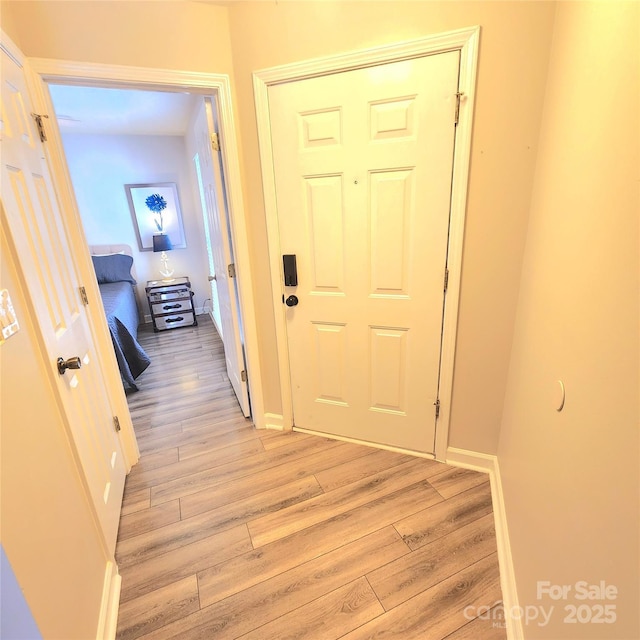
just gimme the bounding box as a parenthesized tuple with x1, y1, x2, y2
(125, 182, 187, 251)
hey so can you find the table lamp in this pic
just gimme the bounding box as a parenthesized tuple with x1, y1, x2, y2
(152, 233, 175, 282)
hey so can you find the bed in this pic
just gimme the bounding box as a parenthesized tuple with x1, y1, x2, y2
(89, 245, 150, 391)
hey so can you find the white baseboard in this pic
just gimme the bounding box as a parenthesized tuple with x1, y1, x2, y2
(96, 561, 121, 640)
(446, 447, 522, 640)
(262, 412, 285, 431)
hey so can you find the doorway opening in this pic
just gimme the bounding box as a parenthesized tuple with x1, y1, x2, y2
(46, 80, 251, 418)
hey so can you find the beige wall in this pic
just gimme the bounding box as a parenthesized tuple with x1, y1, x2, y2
(2, 0, 556, 454)
(1, 226, 109, 638)
(1, 0, 234, 74)
(497, 2, 639, 637)
(226, 0, 556, 452)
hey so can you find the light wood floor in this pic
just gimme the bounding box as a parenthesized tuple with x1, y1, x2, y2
(117, 315, 506, 640)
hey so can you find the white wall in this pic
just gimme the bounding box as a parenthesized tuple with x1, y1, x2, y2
(60, 132, 211, 318)
(497, 2, 639, 637)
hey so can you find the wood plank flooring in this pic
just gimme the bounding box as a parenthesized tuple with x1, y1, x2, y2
(117, 315, 506, 639)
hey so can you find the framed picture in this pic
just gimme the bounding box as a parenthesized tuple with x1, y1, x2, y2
(125, 182, 187, 251)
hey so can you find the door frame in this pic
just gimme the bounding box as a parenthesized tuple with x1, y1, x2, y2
(254, 26, 480, 461)
(24, 58, 265, 434)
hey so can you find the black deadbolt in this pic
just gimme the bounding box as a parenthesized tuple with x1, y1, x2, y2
(283, 254, 298, 287)
(285, 295, 299, 307)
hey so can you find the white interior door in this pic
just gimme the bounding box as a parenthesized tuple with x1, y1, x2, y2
(193, 103, 223, 337)
(1, 44, 126, 555)
(192, 97, 250, 417)
(269, 52, 459, 453)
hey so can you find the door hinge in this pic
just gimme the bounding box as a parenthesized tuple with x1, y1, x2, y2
(434, 399, 441, 419)
(79, 286, 89, 306)
(31, 113, 49, 142)
(443, 268, 449, 293)
(228, 263, 236, 278)
(454, 92, 464, 126)
(241, 369, 247, 382)
(211, 132, 220, 152)
(113, 416, 121, 432)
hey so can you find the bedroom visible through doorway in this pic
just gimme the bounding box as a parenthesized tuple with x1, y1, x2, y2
(47, 83, 250, 416)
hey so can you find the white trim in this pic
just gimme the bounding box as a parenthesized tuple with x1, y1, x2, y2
(0, 29, 24, 68)
(256, 26, 480, 85)
(253, 27, 480, 460)
(433, 27, 480, 461)
(294, 427, 437, 461)
(96, 561, 121, 640)
(24, 58, 264, 443)
(252, 71, 295, 431)
(263, 412, 285, 431)
(446, 447, 522, 640)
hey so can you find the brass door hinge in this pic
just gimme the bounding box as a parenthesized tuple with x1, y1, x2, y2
(228, 263, 236, 278)
(79, 286, 89, 306)
(454, 92, 464, 126)
(241, 370, 247, 382)
(434, 399, 441, 419)
(211, 132, 220, 151)
(31, 113, 49, 142)
(113, 416, 121, 432)
(443, 269, 449, 293)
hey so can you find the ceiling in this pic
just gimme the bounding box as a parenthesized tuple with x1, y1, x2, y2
(48, 84, 200, 136)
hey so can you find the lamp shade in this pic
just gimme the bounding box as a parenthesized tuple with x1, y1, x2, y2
(152, 233, 173, 252)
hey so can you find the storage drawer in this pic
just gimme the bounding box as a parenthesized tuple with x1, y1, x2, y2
(151, 299, 193, 315)
(148, 287, 191, 303)
(153, 311, 196, 331)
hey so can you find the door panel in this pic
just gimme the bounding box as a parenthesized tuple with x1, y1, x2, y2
(1, 45, 126, 554)
(269, 52, 459, 453)
(192, 97, 250, 417)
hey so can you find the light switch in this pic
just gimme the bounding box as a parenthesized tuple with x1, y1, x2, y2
(0, 289, 19, 342)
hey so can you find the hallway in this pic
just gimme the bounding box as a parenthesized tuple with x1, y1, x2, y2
(116, 316, 505, 639)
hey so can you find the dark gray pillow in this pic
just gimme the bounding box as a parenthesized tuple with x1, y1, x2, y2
(91, 254, 136, 285)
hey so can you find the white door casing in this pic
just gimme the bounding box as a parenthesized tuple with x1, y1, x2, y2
(268, 52, 459, 454)
(255, 28, 479, 459)
(24, 59, 264, 432)
(1, 43, 126, 556)
(193, 96, 250, 417)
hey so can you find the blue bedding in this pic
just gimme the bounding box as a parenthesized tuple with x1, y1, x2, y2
(98, 281, 150, 391)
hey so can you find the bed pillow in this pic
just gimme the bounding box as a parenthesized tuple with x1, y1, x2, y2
(91, 253, 137, 285)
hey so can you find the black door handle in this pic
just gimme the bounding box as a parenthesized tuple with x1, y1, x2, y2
(285, 295, 299, 307)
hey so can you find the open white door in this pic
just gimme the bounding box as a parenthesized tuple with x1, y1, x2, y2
(1, 39, 126, 555)
(192, 97, 250, 417)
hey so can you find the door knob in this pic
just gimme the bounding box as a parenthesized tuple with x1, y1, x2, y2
(285, 295, 299, 307)
(57, 356, 82, 375)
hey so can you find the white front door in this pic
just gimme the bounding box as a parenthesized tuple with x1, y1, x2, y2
(269, 52, 459, 453)
(192, 96, 250, 417)
(1, 42, 126, 554)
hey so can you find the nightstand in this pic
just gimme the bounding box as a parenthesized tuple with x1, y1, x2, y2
(145, 277, 197, 332)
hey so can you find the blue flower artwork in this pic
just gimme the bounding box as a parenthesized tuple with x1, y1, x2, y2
(145, 193, 168, 232)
